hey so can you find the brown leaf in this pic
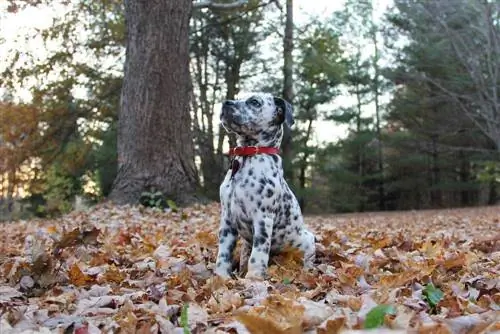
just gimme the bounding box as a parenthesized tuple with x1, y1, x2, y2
(115, 299, 138, 333)
(317, 316, 346, 334)
(54, 228, 82, 251)
(102, 265, 126, 284)
(236, 313, 300, 334)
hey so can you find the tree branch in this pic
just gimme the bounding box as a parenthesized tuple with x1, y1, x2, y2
(193, 0, 248, 10)
(191, 0, 273, 34)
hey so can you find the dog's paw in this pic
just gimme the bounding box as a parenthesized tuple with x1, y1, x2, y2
(214, 267, 233, 279)
(304, 255, 315, 270)
(245, 269, 267, 281)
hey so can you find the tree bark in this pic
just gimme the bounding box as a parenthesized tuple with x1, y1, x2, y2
(281, 0, 294, 182)
(109, 0, 199, 206)
(372, 26, 385, 211)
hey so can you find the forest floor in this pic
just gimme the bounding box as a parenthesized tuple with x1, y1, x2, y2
(0, 203, 499, 333)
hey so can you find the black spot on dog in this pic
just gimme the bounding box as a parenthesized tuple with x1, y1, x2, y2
(284, 206, 291, 218)
(258, 185, 265, 195)
(259, 220, 266, 229)
(266, 188, 274, 197)
(253, 236, 267, 246)
(271, 155, 279, 163)
(262, 130, 273, 142)
(221, 228, 231, 238)
(250, 257, 256, 264)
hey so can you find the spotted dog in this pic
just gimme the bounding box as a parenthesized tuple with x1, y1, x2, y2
(214, 93, 316, 279)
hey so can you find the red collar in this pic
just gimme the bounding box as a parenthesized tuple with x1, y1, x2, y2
(228, 146, 280, 157)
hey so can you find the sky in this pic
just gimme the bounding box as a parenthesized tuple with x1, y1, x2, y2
(0, 0, 394, 146)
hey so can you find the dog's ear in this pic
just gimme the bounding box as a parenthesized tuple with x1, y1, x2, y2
(273, 97, 294, 127)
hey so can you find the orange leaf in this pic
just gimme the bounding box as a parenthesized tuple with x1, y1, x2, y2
(440, 252, 466, 270)
(377, 271, 417, 288)
(195, 231, 218, 247)
(68, 264, 94, 287)
(317, 316, 346, 334)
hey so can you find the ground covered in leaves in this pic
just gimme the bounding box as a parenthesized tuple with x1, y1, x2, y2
(0, 203, 499, 333)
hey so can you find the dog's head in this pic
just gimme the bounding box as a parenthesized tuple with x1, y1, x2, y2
(220, 93, 294, 147)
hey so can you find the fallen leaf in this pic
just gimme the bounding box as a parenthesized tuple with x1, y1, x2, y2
(68, 263, 95, 287)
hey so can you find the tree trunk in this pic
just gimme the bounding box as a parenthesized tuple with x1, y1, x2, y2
(430, 134, 442, 207)
(354, 64, 364, 213)
(372, 28, 385, 211)
(298, 117, 314, 212)
(224, 63, 241, 148)
(459, 152, 470, 206)
(488, 179, 497, 205)
(281, 0, 294, 182)
(109, 0, 199, 206)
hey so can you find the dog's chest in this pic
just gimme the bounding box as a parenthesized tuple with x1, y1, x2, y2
(220, 156, 282, 221)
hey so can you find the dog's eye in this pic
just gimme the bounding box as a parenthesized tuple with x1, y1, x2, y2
(248, 98, 262, 108)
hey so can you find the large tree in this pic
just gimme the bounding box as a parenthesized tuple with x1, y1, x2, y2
(109, 0, 198, 205)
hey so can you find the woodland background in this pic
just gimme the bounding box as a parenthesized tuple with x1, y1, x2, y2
(1, 0, 499, 220)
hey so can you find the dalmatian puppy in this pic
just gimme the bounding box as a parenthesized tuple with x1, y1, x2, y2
(215, 92, 316, 280)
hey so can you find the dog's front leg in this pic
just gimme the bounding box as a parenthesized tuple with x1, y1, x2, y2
(239, 239, 251, 276)
(246, 216, 274, 279)
(215, 216, 238, 279)
(301, 229, 316, 269)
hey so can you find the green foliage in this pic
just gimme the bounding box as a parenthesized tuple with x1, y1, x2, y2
(139, 188, 168, 210)
(1, 1, 123, 216)
(138, 188, 178, 212)
(40, 164, 82, 216)
(166, 200, 179, 212)
(295, 20, 346, 109)
(476, 161, 500, 184)
(181, 303, 190, 334)
(423, 283, 444, 310)
(364, 304, 396, 329)
(88, 123, 118, 198)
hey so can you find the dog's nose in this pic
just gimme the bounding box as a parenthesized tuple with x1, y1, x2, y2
(223, 100, 235, 107)
(221, 105, 232, 120)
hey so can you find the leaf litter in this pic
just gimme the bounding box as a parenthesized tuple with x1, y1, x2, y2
(0, 203, 499, 333)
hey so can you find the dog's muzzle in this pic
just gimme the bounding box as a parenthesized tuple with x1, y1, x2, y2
(221, 101, 240, 125)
